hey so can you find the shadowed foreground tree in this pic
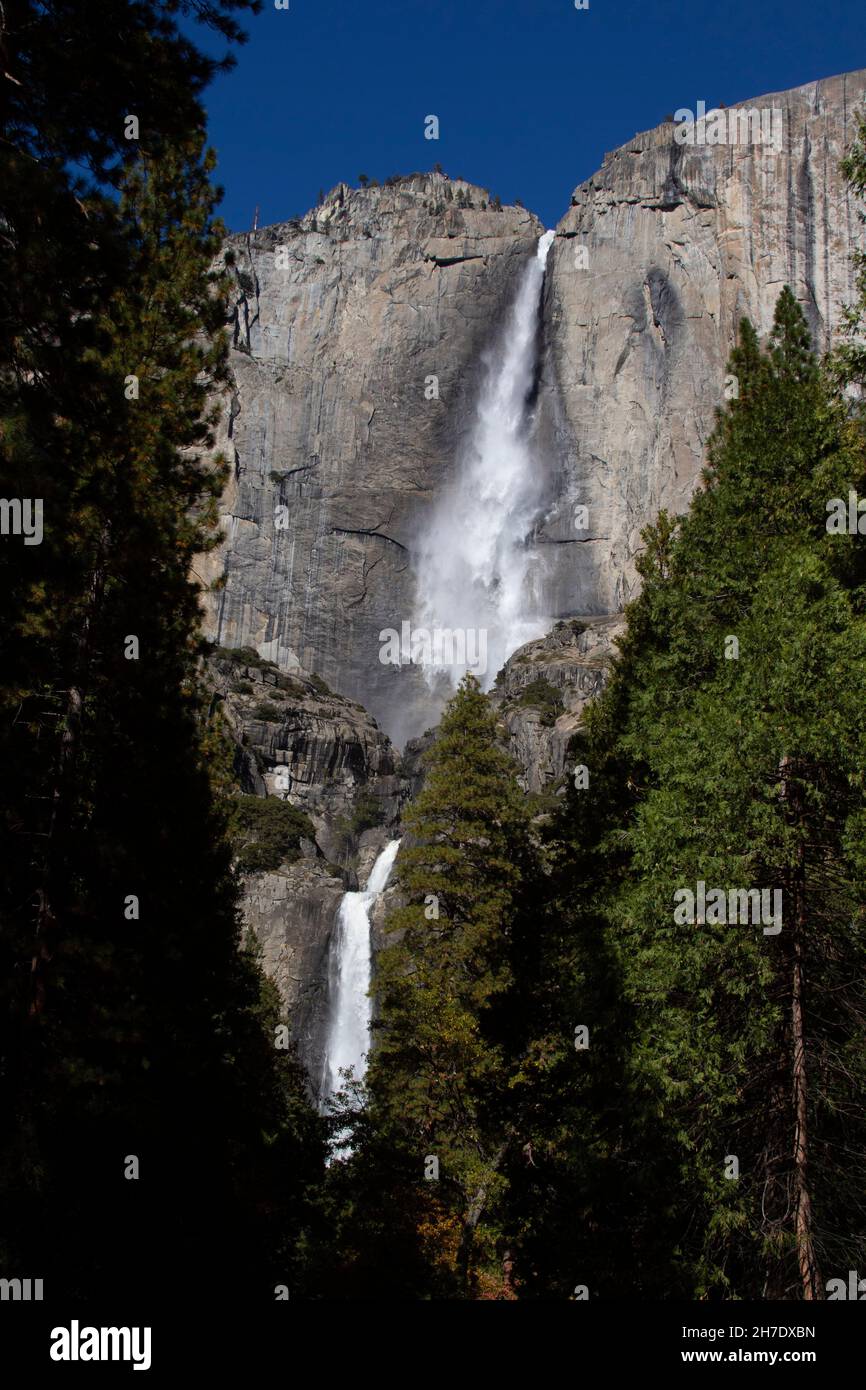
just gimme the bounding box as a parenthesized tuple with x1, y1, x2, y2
(0, 0, 325, 1307)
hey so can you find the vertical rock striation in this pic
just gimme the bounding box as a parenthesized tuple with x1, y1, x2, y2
(200, 175, 543, 744)
(538, 70, 866, 616)
(202, 72, 866, 746)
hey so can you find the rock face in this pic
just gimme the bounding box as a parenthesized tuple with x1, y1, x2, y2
(200, 70, 866, 1090)
(206, 649, 403, 857)
(489, 616, 625, 795)
(204, 650, 407, 1089)
(200, 175, 543, 746)
(537, 70, 866, 616)
(202, 72, 866, 749)
(242, 857, 344, 1093)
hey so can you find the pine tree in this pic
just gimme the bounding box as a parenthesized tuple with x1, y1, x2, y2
(1, 1, 260, 432)
(356, 675, 542, 1296)
(0, 127, 327, 1306)
(833, 106, 866, 392)
(555, 290, 866, 1298)
(0, 2, 325, 1306)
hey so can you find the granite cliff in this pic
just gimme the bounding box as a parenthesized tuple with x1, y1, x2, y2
(204, 648, 406, 1089)
(202, 70, 866, 754)
(200, 174, 543, 746)
(538, 68, 866, 615)
(200, 70, 866, 1086)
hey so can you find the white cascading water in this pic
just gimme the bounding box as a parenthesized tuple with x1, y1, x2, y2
(318, 238, 555, 1132)
(413, 230, 556, 691)
(320, 838, 401, 1117)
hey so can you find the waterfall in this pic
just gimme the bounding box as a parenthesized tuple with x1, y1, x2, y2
(320, 838, 402, 1119)
(413, 229, 556, 692)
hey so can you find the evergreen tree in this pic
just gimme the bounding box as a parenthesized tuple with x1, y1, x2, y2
(1, 0, 260, 444)
(833, 106, 866, 393)
(553, 290, 866, 1298)
(512, 697, 687, 1300)
(354, 676, 543, 1296)
(0, 1, 325, 1307)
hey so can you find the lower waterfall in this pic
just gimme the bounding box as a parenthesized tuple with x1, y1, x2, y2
(320, 838, 402, 1124)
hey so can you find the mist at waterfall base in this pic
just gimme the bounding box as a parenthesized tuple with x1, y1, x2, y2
(319, 839, 401, 1152)
(409, 230, 557, 716)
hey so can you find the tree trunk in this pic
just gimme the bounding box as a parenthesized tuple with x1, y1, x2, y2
(29, 682, 83, 1014)
(457, 1138, 510, 1292)
(792, 930, 821, 1298)
(779, 754, 822, 1299)
(29, 530, 106, 1015)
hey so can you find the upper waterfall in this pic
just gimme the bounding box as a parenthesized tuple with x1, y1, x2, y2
(536, 229, 556, 263)
(411, 230, 556, 694)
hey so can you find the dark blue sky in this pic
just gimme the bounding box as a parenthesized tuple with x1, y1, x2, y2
(202, 0, 866, 233)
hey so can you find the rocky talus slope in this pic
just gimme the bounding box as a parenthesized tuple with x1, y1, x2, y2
(205, 650, 405, 1085)
(489, 616, 625, 796)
